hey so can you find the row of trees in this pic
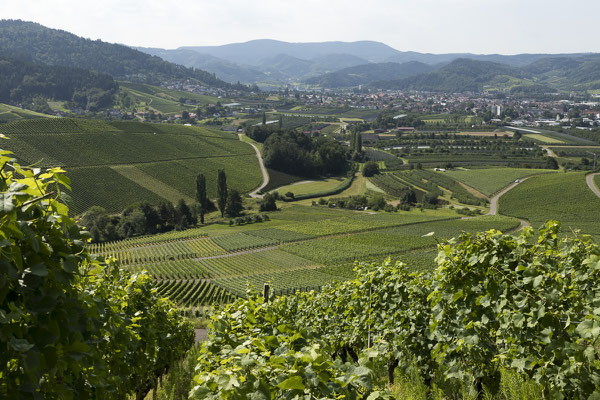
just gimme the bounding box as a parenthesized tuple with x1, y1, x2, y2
(83, 170, 246, 243)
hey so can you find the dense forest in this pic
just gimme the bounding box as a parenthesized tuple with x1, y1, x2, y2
(0, 20, 248, 90)
(262, 131, 349, 177)
(0, 56, 118, 111)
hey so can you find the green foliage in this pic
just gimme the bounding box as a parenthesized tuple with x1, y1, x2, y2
(263, 131, 349, 177)
(224, 189, 243, 217)
(0, 153, 193, 399)
(191, 294, 390, 400)
(362, 161, 380, 177)
(430, 222, 600, 397)
(0, 55, 117, 110)
(191, 222, 600, 399)
(259, 192, 277, 211)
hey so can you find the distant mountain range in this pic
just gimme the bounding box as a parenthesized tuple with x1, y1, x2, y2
(1, 20, 599, 95)
(135, 39, 600, 92)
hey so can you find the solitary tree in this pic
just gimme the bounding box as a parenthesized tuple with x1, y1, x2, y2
(262, 112, 267, 125)
(225, 189, 243, 217)
(217, 169, 228, 217)
(196, 173, 208, 224)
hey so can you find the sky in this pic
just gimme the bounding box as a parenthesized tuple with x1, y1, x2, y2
(3, 0, 600, 54)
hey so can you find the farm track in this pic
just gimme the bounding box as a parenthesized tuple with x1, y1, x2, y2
(486, 177, 532, 231)
(586, 173, 600, 198)
(240, 133, 269, 198)
(487, 177, 532, 216)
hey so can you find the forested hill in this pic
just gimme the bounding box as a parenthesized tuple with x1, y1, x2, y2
(370, 56, 600, 93)
(371, 58, 527, 92)
(0, 20, 246, 90)
(0, 56, 118, 111)
(304, 61, 433, 88)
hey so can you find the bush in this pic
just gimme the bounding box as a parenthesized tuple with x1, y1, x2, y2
(362, 161, 380, 177)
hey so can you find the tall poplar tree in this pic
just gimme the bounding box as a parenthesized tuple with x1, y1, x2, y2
(196, 173, 207, 224)
(217, 169, 228, 217)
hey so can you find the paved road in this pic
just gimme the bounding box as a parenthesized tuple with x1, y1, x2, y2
(487, 177, 528, 216)
(587, 173, 600, 198)
(239, 134, 269, 198)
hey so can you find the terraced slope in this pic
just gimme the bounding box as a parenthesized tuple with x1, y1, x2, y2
(0, 118, 262, 214)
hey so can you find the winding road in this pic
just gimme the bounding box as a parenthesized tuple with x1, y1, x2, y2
(587, 173, 600, 198)
(239, 133, 269, 198)
(484, 177, 531, 229)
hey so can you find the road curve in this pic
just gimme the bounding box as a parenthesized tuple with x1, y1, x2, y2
(239, 134, 269, 198)
(487, 177, 531, 216)
(587, 173, 600, 198)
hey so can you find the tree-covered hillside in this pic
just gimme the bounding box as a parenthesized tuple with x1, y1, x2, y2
(372, 58, 526, 92)
(0, 19, 247, 90)
(0, 56, 118, 111)
(305, 61, 433, 88)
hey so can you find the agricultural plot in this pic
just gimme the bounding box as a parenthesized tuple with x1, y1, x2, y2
(267, 205, 352, 221)
(0, 118, 262, 214)
(156, 280, 233, 307)
(0, 104, 51, 122)
(211, 233, 279, 252)
(280, 215, 519, 264)
(499, 172, 600, 239)
(212, 267, 344, 297)
(276, 178, 345, 197)
(277, 212, 449, 237)
(524, 134, 564, 144)
(444, 168, 556, 196)
(94, 237, 226, 265)
(403, 169, 485, 205)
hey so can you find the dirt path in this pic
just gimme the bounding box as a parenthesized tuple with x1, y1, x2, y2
(195, 328, 207, 344)
(586, 173, 600, 198)
(239, 134, 269, 198)
(487, 177, 531, 216)
(542, 146, 557, 158)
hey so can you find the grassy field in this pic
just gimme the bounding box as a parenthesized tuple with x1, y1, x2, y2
(0, 103, 53, 122)
(0, 118, 261, 214)
(595, 174, 600, 191)
(276, 178, 346, 196)
(524, 133, 565, 144)
(445, 168, 556, 196)
(499, 172, 600, 239)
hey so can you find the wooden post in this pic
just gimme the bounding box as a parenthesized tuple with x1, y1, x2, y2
(263, 283, 270, 302)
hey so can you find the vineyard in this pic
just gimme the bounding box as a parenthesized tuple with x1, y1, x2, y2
(90, 206, 521, 308)
(0, 118, 262, 214)
(191, 224, 600, 398)
(499, 171, 600, 239)
(369, 169, 485, 205)
(445, 167, 556, 196)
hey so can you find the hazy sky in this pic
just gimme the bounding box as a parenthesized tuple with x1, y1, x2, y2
(4, 0, 599, 54)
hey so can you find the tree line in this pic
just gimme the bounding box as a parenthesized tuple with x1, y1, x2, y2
(83, 169, 246, 243)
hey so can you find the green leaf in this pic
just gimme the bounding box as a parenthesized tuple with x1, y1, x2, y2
(277, 376, 305, 391)
(9, 338, 34, 352)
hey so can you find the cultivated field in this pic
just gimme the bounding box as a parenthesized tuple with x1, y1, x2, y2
(499, 172, 600, 239)
(0, 118, 262, 214)
(89, 204, 521, 308)
(445, 167, 556, 196)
